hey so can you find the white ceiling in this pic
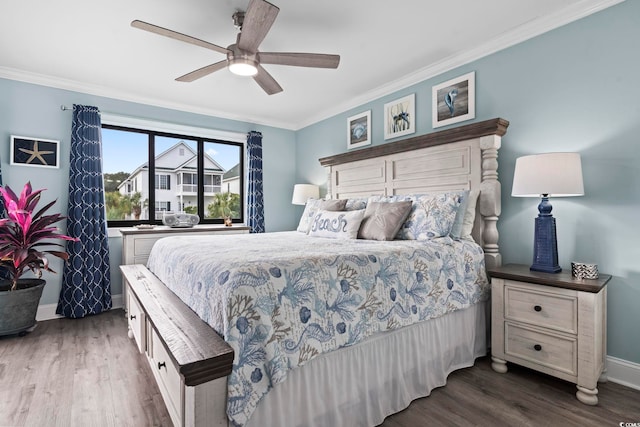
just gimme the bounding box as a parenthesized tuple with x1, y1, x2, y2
(0, 0, 621, 130)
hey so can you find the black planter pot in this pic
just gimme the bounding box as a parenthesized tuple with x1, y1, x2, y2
(0, 279, 46, 336)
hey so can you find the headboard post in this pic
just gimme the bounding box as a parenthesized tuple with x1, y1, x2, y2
(479, 135, 502, 269)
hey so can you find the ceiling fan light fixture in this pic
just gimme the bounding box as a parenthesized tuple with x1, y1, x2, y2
(228, 58, 258, 76)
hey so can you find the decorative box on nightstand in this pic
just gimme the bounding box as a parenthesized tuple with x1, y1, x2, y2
(489, 264, 611, 405)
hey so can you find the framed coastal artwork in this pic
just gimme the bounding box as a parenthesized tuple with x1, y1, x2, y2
(432, 71, 475, 128)
(384, 93, 415, 140)
(10, 135, 60, 168)
(347, 110, 371, 149)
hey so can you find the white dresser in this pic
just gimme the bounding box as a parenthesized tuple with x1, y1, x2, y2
(120, 224, 250, 266)
(489, 264, 611, 405)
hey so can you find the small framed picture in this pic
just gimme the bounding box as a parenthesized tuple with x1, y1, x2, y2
(347, 110, 371, 149)
(384, 93, 415, 140)
(10, 135, 60, 168)
(432, 71, 475, 128)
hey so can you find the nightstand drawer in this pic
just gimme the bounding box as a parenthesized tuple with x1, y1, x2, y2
(505, 323, 577, 376)
(504, 282, 577, 334)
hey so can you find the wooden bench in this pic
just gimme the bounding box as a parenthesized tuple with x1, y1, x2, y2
(120, 264, 233, 427)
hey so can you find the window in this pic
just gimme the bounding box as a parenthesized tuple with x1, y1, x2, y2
(155, 174, 171, 190)
(154, 201, 171, 220)
(102, 123, 244, 227)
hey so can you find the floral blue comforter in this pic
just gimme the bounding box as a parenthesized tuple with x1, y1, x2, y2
(146, 231, 489, 426)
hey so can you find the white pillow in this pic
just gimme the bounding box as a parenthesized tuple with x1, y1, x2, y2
(460, 189, 480, 240)
(308, 209, 365, 239)
(296, 198, 347, 233)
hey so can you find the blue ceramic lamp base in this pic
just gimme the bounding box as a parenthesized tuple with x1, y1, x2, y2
(530, 195, 562, 273)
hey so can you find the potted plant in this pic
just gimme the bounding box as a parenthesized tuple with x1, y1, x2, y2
(0, 182, 77, 336)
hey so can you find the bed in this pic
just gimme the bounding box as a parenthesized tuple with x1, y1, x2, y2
(122, 117, 508, 427)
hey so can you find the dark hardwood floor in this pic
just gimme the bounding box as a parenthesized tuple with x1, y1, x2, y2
(1, 309, 639, 427)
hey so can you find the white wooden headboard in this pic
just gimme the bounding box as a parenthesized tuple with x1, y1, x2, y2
(319, 118, 508, 270)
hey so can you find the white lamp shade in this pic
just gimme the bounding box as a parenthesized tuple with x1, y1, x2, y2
(292, 184, 319, 205)
(512, 152, 584, 197)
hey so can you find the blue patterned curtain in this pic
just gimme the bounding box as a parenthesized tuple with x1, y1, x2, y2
(57, 104, 112, 318)
(247, 131, 265, 233)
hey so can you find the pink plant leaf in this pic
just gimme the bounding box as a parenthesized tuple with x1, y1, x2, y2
(25, 190, 44, 213)
(33, 200, 57, 221)
(17, 182, 33, 210)
(0, 186, 18, 206)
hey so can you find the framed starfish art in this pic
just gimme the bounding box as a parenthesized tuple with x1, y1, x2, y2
(10, 135, 60, 168)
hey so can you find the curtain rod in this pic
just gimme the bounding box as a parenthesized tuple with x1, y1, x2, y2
(60, 105, 103, 115)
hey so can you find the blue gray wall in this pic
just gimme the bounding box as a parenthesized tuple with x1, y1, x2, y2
(0, 79, 297, 305)
(295, 1, 640, 363)
(1, 1, 637, 363)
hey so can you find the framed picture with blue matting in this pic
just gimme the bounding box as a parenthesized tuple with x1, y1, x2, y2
(10, 135, 60, 168)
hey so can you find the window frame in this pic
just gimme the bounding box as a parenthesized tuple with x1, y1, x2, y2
(102, 123, 245, 228)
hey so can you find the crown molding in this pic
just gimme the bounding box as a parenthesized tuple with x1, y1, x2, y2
(294, 0, 625, 130)
(0, 67, 294, 130)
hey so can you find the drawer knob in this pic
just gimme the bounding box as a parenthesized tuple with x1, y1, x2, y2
(130, 314, 137, 320)
(158, 361, 166, 370)
(534, 305, 542, 312)
(534, 344, 542, 351)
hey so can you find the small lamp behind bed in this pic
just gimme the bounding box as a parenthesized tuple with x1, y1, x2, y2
(512, 152, 584, 273)
(292, 184, 320, 205)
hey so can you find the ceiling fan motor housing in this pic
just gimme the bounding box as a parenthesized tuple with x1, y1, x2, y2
(227, 44, 258, 76)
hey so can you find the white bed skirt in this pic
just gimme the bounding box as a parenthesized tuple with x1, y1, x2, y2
(247, 301, 488, 427)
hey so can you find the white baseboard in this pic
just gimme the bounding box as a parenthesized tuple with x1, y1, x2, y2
(36, 293, 123, 321)
(607, 356, 640, 391)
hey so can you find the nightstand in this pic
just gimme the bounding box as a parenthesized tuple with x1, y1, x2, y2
(489, 264, 611, 405)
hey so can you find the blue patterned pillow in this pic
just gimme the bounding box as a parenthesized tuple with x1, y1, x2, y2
(308, 209, 365, 239)
(345, 197, 368, 211)
(397, 193, 463, 240)
(449, 190, 471, 239)
(368, 192, 463, 240)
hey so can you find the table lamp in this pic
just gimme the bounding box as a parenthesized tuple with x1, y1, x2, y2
(511, 152, 584, 273)
(291, 184, 319, 205)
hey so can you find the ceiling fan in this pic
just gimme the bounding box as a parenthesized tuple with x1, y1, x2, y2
(131, 0, 340, 95)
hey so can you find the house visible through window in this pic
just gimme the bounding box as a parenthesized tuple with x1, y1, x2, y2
(102, 124, 244, 227)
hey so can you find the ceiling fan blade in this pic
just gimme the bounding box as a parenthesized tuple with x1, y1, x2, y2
(259, 52, 340, 69)
(253, 65, 283, 95)
(131, 20, 229, 55)
(237, 0, 280, 52)
(176, 60, 228, 82)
